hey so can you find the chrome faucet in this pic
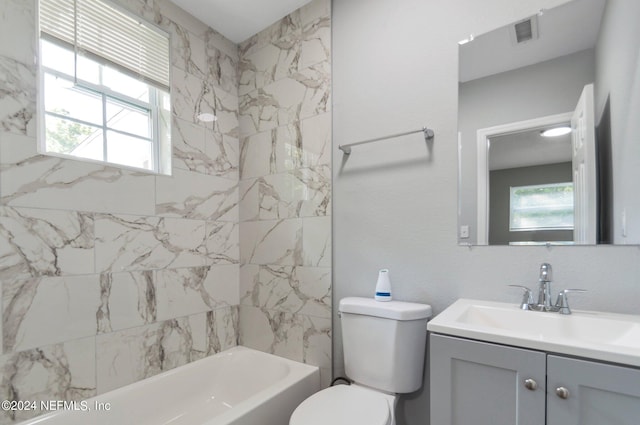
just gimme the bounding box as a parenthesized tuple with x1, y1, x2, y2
(536, 263, 554, 311)
(509, 263, 586, 315)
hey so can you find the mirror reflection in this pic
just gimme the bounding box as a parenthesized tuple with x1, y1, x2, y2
(458, 0, 640, 245)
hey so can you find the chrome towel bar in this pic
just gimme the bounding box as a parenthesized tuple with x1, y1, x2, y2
(338, 127, 434, 155)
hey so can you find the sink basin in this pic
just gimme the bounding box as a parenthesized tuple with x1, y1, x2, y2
(428, 299, 640, 367)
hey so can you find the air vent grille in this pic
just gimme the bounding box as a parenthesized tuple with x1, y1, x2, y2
(515, 20, 533, 43)
(511, 15, 539, 45)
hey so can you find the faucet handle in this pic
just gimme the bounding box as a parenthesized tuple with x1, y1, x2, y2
(509, 285, 534, 310)
(555, 289, 587, 315)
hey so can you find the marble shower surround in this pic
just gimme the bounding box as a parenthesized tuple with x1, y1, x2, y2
(0, 0, 240, 423)
(0, 0, 332, 422)
(237, 0, 333, 387)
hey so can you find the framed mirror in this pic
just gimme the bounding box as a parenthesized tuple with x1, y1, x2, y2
(458, 0, 640, 245)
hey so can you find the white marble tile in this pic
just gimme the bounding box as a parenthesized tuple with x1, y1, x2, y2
(94, 214, 208, 272)
(205, 127, 239, 179)
(294, 166, 331, 217)
(303, 315, 331, 368)
(273, 124, 303, 172)
(171, 66, 214, 125)
(239, 178, 260, 222)
(205, 221, 239, 264)
(170, 22, 207, 78)
(172, 116, 208, 174)
(0, 133, 156, 216)
(95, 321, 161, 393)
(240, 219, 302, 265)
(97, 271, 156, 333)
(212, 86, 239, 139)
(156, 168, 238, 221)
(171, 117, 238, 179)
(115, 0, 167, 30)
(257, 173, 301, 220)
(238, 59, 256, 98)
(240, 265, 331, 318)
(295, 61, 332, 120)
(239, 64, 330, 137)
(0, 56, 36, 137)
(299, 0, 331, 69)
(256, 77, 306, 131)
(239, 123, 308, 176)
(207, 305, 238, 354)
(0, 206, 94, 284)
(0, 336, 96, 424)
(3, 275, 101, 352)
(0, 0, 36, 66)
(239, 11, 302, 58)
(239, 42, 300, 96)
(299, 0, 330, 27)
(155, 265, 239, 321)
(239, 130, 273, 178)
(238, 90, 279, 137)
(155, 0, 208, 38)
(302, 216, 331, 267)
(96, 314, 206, 393)
(238, 305, 303, 362)
(204, 27, 239, 63)
(187, 312, 209, 360)
(258, 166, 331, 219)
(300, 112, 331, 167)
(206, 42, 238, 96)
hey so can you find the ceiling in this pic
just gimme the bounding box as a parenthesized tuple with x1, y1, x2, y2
(169, 0, 314, 44)
(459, 0, 606, 83)
(489, 125, 572, 171)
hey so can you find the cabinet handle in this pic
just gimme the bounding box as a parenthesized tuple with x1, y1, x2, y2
(555, 387, 570, 399)
(524, 379, 538, 391)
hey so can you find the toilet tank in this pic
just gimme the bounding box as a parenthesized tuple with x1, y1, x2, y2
(339, 297, 432, 394)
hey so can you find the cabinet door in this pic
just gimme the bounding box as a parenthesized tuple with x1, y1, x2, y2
(547, 355, 640, 425)
(430, 334, 546, 425)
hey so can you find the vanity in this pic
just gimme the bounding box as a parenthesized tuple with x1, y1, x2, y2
(427, 298, 640, 425)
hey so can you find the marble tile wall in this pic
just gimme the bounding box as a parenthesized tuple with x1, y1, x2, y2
(237, 0, 333, 388)
(0, 0, 240, 422)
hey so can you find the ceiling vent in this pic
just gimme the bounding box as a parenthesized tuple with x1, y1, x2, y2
(511, 15, 539, 45)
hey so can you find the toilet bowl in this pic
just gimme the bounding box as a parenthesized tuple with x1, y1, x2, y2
(289, 297, 432, 425)
(290, 384, 395, 425)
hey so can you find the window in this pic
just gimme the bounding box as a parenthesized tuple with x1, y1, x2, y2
(39, 0, 171, 174)
(509, 182, 574, 231)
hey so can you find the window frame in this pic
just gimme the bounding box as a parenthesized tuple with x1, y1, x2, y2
(36, 0, 171, 175)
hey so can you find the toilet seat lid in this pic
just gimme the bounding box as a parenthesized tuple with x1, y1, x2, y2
(290, 385, 391, 425)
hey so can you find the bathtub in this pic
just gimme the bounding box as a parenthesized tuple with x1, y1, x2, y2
(19, 346, 320, 425)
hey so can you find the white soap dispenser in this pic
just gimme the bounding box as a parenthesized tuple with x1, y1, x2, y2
(374, 269, 392, 301)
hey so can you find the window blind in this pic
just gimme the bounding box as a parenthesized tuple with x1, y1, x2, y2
(40, 0, 170, 90)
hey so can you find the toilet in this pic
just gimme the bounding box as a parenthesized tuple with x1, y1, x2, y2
(290, 297, 432, 425)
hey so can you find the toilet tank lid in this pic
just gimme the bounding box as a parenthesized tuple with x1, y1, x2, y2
(339, 297, 432, 321)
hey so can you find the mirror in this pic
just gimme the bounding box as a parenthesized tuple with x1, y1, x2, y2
(458, 0, 640, 245)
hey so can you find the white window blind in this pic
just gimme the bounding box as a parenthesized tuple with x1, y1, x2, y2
(40, 0, 170, 90)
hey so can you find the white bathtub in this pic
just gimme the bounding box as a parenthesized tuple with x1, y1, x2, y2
(19, 346, 319, 425)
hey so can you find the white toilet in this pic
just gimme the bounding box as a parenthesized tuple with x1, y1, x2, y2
(290, 297, 432, 425)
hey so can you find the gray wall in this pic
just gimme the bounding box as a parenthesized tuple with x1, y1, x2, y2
(458, 48, 595, 243)
(489, 162, 573, 244)
(594, 0, 640, 243)
(332, 1, 640, 425)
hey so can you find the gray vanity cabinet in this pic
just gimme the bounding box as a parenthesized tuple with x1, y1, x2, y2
(430, 334, 640, 425)
(430, 334, 546, 425)
(547, 355, 640, 425)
